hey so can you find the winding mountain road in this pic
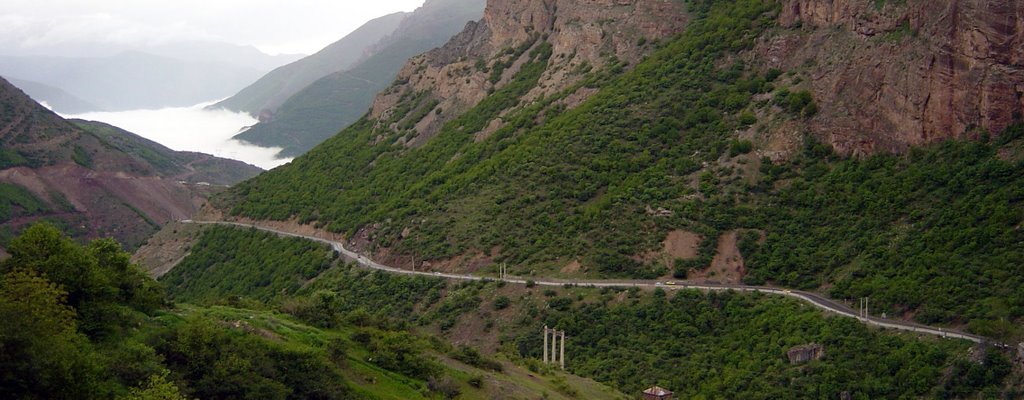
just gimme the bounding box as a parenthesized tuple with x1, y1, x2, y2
(184, 220, 1000, 346)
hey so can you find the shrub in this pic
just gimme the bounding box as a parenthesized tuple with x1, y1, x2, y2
(494, 296, 511, 310)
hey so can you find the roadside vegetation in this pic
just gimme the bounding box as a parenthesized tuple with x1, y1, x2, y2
(160, 225, 1017, 399)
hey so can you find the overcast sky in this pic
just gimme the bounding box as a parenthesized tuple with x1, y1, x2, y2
(0, 0, 426, 56)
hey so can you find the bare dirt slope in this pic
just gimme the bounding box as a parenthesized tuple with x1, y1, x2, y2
(131, 221, 208, 277)
(0, 77, 262, 249)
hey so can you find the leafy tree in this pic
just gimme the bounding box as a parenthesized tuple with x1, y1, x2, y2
(118, 372, 189, 400)
(0, 269, 104, 399)
(2, 223, 165, 339)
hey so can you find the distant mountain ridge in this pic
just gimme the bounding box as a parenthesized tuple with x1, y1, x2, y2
(0, 41, 302, 112)
(231, 0, 486, 157)
(5, 77, 103, 114)
(213, 12, 409, 116)
(0, 77, 262, 249)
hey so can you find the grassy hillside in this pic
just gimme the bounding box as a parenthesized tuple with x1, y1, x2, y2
(155, 223, 1018, 399)
(221, 0, 1024, 337)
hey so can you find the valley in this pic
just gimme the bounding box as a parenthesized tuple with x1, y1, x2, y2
(2, 0, 1024, 398)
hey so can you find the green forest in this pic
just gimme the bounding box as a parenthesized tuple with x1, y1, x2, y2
(221, 0, 1024, 336)
(3, 224, 619, 400)
(157, 224, 1018, 399)
(0, 224, 357, 399)
(161, 226, 337, 304)
(298, 265, 1015, 399)
(743, 136, 1024, 337)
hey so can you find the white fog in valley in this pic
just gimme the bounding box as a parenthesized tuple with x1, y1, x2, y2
(64, 104, 292, 170)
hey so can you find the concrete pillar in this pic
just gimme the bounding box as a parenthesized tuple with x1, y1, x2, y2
(543, 326, 549, 363)
(551, 329, 557, 365)
(560, 330, 565, 370)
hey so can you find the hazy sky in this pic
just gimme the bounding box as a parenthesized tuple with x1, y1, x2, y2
(0, 0, 426, 56)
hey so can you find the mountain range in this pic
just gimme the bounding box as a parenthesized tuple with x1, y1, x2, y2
(5, 77, 103, 114)
(2, 0, 1022, 398)
(0, 41, 302, 113)
(213, 12, 410, 117)
(225, 0, 486, 157)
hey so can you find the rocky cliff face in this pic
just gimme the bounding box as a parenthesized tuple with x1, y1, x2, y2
(371, 0, 688, 145)
(762, 0, 1024, 155)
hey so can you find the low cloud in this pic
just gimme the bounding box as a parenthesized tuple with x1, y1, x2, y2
(64, 104, 292, 170)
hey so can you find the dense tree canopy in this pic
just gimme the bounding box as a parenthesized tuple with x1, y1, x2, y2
(221, 0, 1024, 338)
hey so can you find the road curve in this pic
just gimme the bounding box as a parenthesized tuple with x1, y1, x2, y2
(183, 220, 996, 345)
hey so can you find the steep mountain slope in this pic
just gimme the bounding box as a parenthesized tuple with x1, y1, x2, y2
(0, 77, 262, 249)
(222, 0, 1024, 339)
(232, 0, 487, 157)
(213, 12, 409, 116)
(0, 51, 270, 111)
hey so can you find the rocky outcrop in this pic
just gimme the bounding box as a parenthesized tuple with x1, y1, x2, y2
(762, 0, 1024, 155)
(786, 343, 825, 364)
(371, 0, 688, 145)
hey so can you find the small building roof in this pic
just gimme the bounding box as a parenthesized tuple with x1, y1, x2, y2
(643, 386, 673, 395)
